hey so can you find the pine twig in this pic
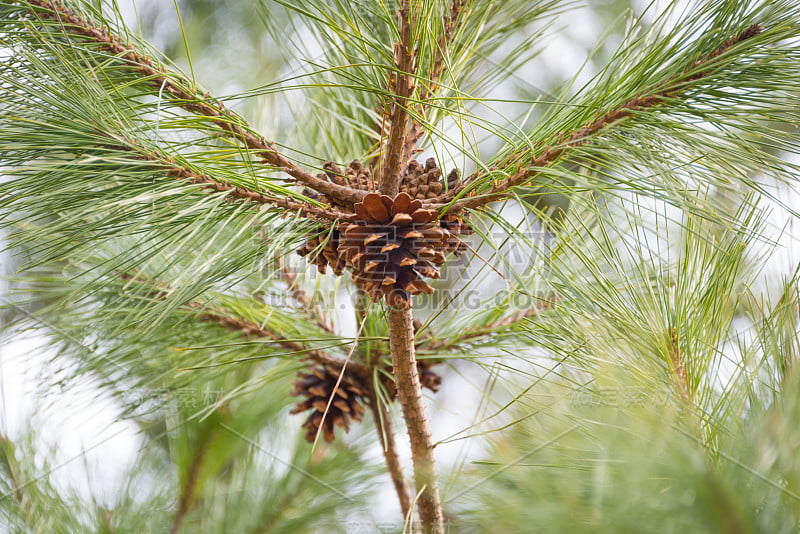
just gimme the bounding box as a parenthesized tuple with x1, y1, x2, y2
(189, 302, 370, 379)
(387, 305, 444, 533)
(276, 259, 335, 334)
(667, 326, 691, 403)
(169, 429, 212, 534)
(367, 382, 415, 525)
(419, 306, 546, 352)
(23, 0, 366, 205)
(667, 326, 709, 450)
(117, 271, 368, 378)
(431, 23, 764, 211)
(402, 0, 467, 166)
(101, 133, 354, 223)
(378, 0, 417, 197)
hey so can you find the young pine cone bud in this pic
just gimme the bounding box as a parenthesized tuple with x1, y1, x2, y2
(323, 161, 345, 185)
(446, 168, 460, 189)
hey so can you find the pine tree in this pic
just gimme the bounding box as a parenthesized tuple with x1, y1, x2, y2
(2, 0, 800, 532)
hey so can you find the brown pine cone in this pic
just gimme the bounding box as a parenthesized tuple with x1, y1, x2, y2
(382, 360, 442, 396)
(338, 192, 460, 307)
(296, 231, 346, 275)
(291, 365, 367, 443)
(446, 168, 460, 190)
(296, 156, 470, 303)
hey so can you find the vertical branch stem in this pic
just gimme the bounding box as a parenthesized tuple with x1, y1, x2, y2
(169, 430, 212, 534)
(379, 0, 416, 196)
(668, 326, 691, 403)
(368, 382, 414, 521)
(667, 326, 713, 454)
(387, 305, 444, 533)
(360, 287, 416, 524)
(402, 0, 467, 164)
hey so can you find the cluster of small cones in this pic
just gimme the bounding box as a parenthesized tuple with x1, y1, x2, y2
(297, 232, 347, 276)
(303, 160, 373, 210)
(290, 365, 367, 443)
(297, 157, 472, 307)
(303, 157, 461, 206)
(398, 157, 461, 200)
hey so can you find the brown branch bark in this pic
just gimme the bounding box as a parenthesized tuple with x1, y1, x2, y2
(387, 305, 444, 533)
(24, 0, 366, 205)
(367, 381, 414, 522)
(378, 1, 417, 197)
(430, 23, 763, 212)
(169, 429, 212, 534)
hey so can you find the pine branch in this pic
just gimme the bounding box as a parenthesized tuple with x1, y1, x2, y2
(387, 305, 443, 533)
(378, 0, 417, 197)
(419, 306, 545, 352)
(169, 429, 213, 534)
(190, 303, 370, 379)
(667, 326, 691, 403)
(431, 23, 764, 212)
(367, 381, 414, 523)
(22, 0, 367, 205)
(117, 271, 369, 379)
(402, 0, 467, 165)
(101, 133, 355, 223)
(275, 259, 335, 334)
